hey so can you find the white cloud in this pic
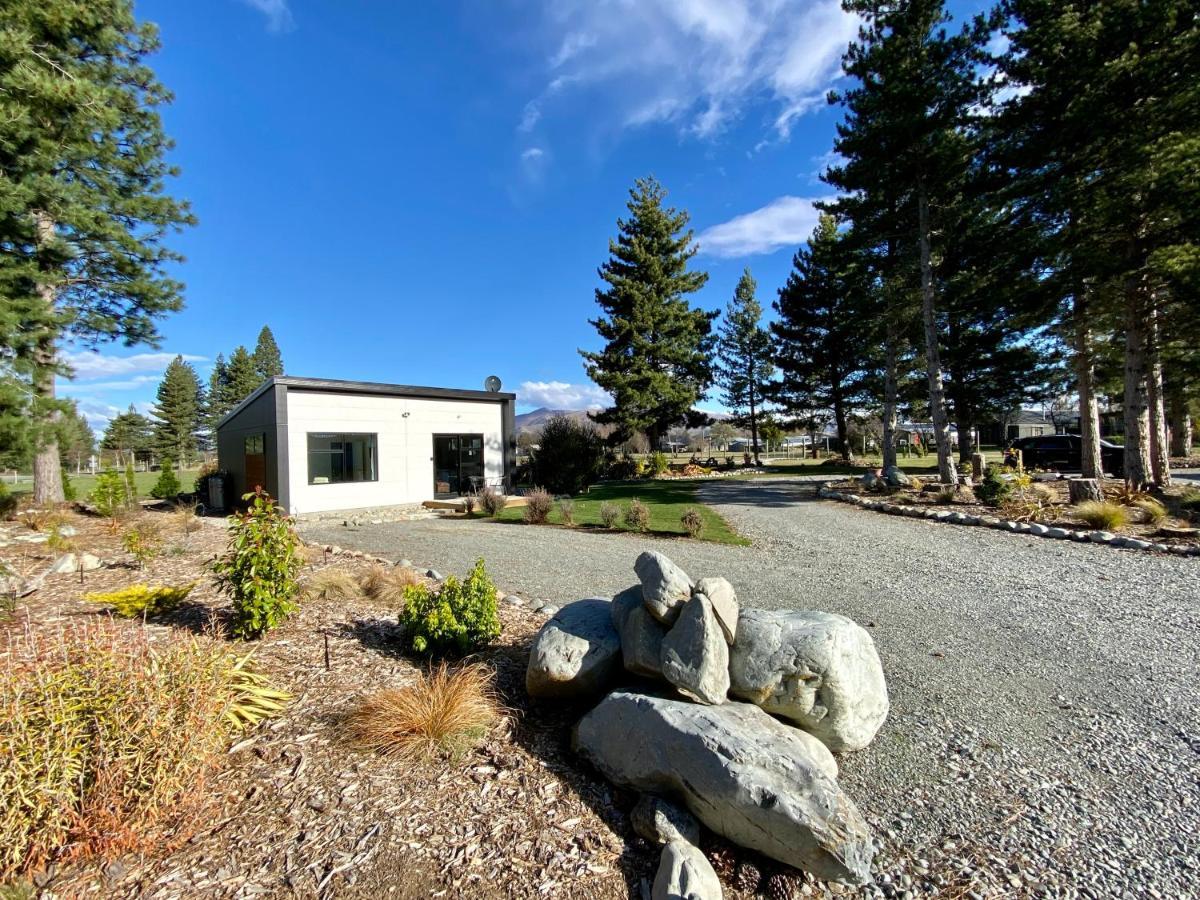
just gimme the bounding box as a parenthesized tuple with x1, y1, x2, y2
(59, 374, 160, 393)
(60, 350, 206, 381)
(697, 195, 829, 257)
(518, 380, 610, 410)
(521, 147, 545, 162)
(241, 0, 295, 33)
(520, 0, 858, 140)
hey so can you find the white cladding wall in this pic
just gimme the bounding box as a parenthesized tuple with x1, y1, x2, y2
(283, 390, 505, 514)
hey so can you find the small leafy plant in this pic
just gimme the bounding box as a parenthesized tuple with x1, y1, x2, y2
(212, 489, 303, 639)
(522, 487, 553, 525)
(85, 583, 196, 618)
(599, 501, 621, 529)
(399, 559, 500, 656)
(122, 519, 163, 569)
(648, 451, 669, 476)
(975, 465, 1014, 508)
(680, 507, 703, 538)
(624, 498, 650, 532)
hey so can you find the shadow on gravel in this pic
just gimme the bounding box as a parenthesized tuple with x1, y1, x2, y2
(699, 479, 828, 509)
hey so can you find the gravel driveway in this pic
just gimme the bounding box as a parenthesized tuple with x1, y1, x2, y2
(301, 479, 1200, 898)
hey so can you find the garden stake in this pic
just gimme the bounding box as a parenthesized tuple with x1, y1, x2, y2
(324, 631, 330, 670)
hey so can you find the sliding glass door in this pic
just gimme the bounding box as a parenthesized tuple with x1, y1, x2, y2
(432, 434, 485, 496)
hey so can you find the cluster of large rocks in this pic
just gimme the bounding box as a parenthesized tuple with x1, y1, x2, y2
(526, 550, 890, 897)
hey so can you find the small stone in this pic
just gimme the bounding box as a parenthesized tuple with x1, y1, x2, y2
(1028, 524, 1049, 536)
(632, 795, 700, 846)
(57, 525, 77, 538)
(1088, 531, 1115, 543)
(541, 604, 559, 616)
(79, 553, 103, 571)
(1045, 527, 1070, 539)
(396, 558, 413, 568)
(426, 569, 443, 580)
(48, 553, 78, 574)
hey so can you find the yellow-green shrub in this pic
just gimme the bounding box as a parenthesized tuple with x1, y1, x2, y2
(1072, 501, 1129, 531)
(84, 582, 195, 618)
(399, 559, 500, 656)
(0, 623, 287, 879)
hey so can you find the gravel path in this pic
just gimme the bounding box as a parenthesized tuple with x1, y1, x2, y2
(301, 479, 1200, 898)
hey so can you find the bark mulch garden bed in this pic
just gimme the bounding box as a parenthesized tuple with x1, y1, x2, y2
(1, 505, 650, 899)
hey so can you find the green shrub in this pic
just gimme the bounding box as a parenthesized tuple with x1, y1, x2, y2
(599, 501, 621, 528)
(680, 507, 703, 538)
(624, 498, 650, 531)
(974, 466, 1014, 508)
(89, 470, 128, 528)
(1072, 500, 1129, 531)
(648, 451, 669, 476)
(85, 582, 196, 617)
(399, 559, 500, 656)
(212, 489, 303, 639)
(531, 415, 605, 494)
(605, 453, 642, 480)
(0, 483, 17, 520)
(151, 459, 182, 500)
(523, 487, 553, 524)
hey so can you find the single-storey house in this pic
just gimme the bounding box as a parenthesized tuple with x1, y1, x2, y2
(216, 376, 516, 515)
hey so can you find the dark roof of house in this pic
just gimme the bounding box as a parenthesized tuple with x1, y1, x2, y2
(217, 376, 515, 430)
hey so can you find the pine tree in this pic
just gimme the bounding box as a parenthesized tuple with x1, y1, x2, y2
(224, 346, 262, 404)
(714, 270, 775, 465)
(772, 215, 874, 462)
(56, 401, 96, 472)
(205, 353, 230, 432)
(101, 405, 153, 465)
(826, 0, 994, 483)
(0, 1, 194, 503)
(581, 177, 715, 448)
(252, 326, 284, 380)
(152, 355, 202, 466)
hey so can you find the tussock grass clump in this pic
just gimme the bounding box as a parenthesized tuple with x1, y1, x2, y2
(301, 567, 363, 604)
(342, 663, 499, 761)
(1073, 500, 1129, 531)
(523, 488, 553, 525)
(360, 565, 421, 607)
(680, 507, 703, 538)
(0, 622, 287, 880)
(1131, 497, 1167, 525)
(85, 582, 196, 618)
(557, 499, 575, 526)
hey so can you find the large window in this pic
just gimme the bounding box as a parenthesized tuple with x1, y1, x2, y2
(307, 433, 377, 485)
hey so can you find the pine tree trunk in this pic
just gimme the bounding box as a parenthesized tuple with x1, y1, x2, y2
(32, 210, 64, 505)
(1168, 389, 1192, 457)
(1122, 282, 1152, 489)
(917, 188, 958, 485)
(1073, 291, 1103, 480)
(882, 321, 899, 472)
(833, 393, 850, 461)
(749, 386, 761, 466)
(1145, 301, 1170, 486)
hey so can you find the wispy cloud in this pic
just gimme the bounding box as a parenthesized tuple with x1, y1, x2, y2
(520, 0, 857, 141)
(60, 350, 206, 381)
(518, 380, 610, 410)
(240, 0, 295, 33)
(521, 147, 545, 163)
(697, 195, 829, 257)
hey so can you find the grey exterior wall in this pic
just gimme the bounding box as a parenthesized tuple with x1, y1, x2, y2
(216, 386, 280, 506)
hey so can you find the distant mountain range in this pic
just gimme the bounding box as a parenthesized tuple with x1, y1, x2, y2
(515, 406, 730, 434)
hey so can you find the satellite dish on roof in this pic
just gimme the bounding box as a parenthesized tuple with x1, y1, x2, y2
(484, 375, 502, 393)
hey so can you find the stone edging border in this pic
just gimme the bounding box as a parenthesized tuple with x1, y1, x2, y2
(315, 542, 561, 616)
(815, 483, 1200, 558)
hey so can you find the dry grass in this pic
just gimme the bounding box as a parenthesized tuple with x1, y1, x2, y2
(359, 565, 421, 607)
(1131, 497, 1167, 525)
(1072, 500, 1130, 531)
(557, 498, 575, 526)
(301, 567, 363, 604)
(342, 663, 500, 761)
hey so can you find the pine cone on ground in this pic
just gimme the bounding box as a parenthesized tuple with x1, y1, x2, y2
(763, 870, 803, 900)
(733, 860, 761, 894)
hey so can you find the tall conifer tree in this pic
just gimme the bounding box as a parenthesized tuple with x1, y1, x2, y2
(252, 326, 284, 380)
(152, 355, 202, 466)
(715, 270, 775, 465)
(581, 177, 715, 448)
(0, 1, 193, 502)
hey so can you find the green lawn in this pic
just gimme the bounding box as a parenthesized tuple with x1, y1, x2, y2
(9, 469, 200, 499)
(494, 480, 748, 545)
(725, 448, 1003, 479)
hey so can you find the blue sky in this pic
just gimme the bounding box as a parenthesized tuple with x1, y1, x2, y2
(61, 0, 984, 428)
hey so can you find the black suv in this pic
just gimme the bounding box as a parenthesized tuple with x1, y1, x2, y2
(1007, 434, 1125, 476)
